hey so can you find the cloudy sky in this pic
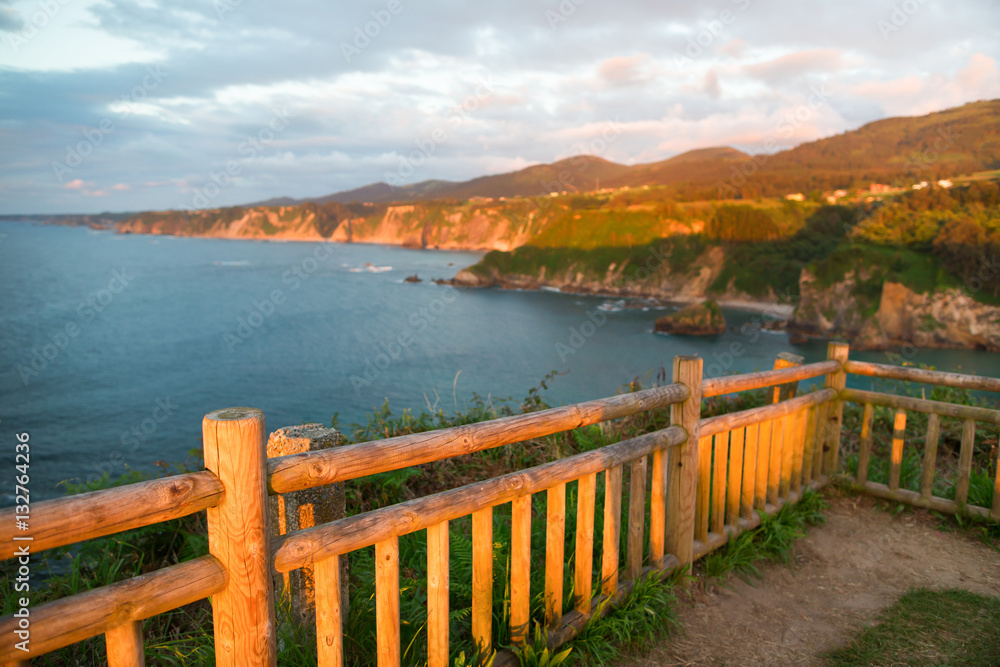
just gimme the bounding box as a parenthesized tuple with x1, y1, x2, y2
(1, 0, 998, 215)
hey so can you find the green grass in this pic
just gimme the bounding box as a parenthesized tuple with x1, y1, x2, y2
(826, 588, 1000, 666)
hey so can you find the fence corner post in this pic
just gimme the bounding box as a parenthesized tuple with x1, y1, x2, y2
(203, 408, 277, 667)
(666, 355, 703, 573)
(823, 342, 850, 477)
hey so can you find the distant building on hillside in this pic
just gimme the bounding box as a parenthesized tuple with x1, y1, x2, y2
(937, 179, 954, 188)
(870, 183, 891, 193)
(912, 181, 929, 190)
(785, 193, 805, 201)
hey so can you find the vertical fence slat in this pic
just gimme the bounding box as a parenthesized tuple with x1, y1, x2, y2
(888, 409, 907, 491)
(316, 555, 343, 667)
(955, 419, 977, 506)
(202, 408, 277, 667)
(767, 417, 784, 507)
(696, 435, 713, 541)
(471, 508, 493, 656)
(666, 355, 703, 569)
(790, 408, 807, 495)
(920, 413, 941, 501)
(813, 402, 829, 480)
(510, 496, 531, 647)
(824, 342, 850, 475)
(856, 403, 875, 485)
(711, 433, 728, 535)
(726, 427, 745, 526)
(649, 447, 666, 568)
(575, 473, 597, 615)
(779, 413, 796, 499)
(106, 621, 144, 667)
(992, 445, 1000, 522)
(601, 465, 623, 596)
(545, 484, 566, 629)
(626, 456, 647, 581)
(375, 537, 400, 667)
(755, 419, 772, 510)
(801, 407, 817, 486)
(426, 523, 449, 667)
(740, 423, 759, 520)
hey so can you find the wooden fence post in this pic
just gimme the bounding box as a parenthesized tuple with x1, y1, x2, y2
(772, 352, 804, 403)
(267, 424, 347, 631)
(666, 355, 703, 570)
(823, 343, 850, 477)
(203, 408, 277, 667)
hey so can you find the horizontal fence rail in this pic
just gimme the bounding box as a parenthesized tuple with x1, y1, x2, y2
(702, 360, 840, 398)
(273, 426, 687, 572)
(0, 555, 227, 662)
(842, 388, 1000, 424)
(701, 389, 837, 437)
(0, 470, 224, 560)
(268, 383, 690, 494)
(845, 360, 1000, 393)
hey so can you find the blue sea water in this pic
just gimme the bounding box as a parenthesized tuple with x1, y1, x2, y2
(2, 222, 998, 503)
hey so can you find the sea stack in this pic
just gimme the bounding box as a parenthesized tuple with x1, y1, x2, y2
(654, 300, 726, 336)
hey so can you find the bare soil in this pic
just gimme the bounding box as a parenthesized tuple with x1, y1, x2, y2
(618, 489, 1000, 666)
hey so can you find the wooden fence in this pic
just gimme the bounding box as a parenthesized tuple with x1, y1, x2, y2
(1, 342, 997, 666)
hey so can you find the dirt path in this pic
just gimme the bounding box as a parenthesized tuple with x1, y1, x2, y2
(618, 490, 1000, 666)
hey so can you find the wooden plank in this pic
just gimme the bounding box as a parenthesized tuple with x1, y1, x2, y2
(790, 408, 807, 494)
(426, 523, 449, 667)
(861, 481, 991, 520)
(844, 360, 1000, 393)
(269, 384, 690, 493)
(955, 419, 977, 506)
(992, 446, 1000, 522)
(202, 408, 277, 667)
(920, 413, 941, 501)
(801, 407, 817, 486)
(316, 555, 343, 667)
(856, 403, 875, 485)
(779, 412, 796, 499)
(626, 456, 647, 581)
(574, 474, 596, 615)
(510, 496, 531, 646)
(0, 471, 224, 561)
(726, 427, 745, 526)
(472, 508, 493, 657)
(0, 556, 225, 662)
(888, 409, 907, 491)
(740, 423, 758, 520)
(695, 435, 713, 542)
(546, 485, 566, 629)
(601, 465, 623, 597)
(649, 448, 666, 568)
(275, 428, 685, 572)
(106, 621, 144, 667)
(812, 402, 829, 480)
(754, 420, 772, 511)
(702, 360, 839, 398)
(666, 355, 703, 570)
(824, 342, 850, 475)
(842, 389, 1000, 424)
(767, 416, 784, 507)
(375, 537, 400, 667)
(711, 433, 728, 535)
(699, 390, 837, 438)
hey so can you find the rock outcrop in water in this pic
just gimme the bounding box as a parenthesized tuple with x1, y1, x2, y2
(654, 300, 727, 336)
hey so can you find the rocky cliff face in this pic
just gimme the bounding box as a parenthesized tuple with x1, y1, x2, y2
(791, 270, 1000, 351)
